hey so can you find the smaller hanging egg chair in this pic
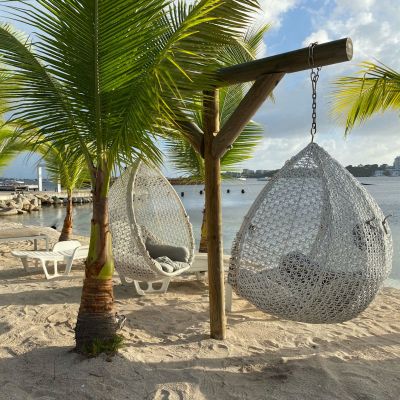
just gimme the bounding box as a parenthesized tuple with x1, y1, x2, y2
(228, 143, 393, 323)
(109, 161, 195, 295)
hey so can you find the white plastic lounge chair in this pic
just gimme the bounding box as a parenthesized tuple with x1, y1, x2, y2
(12, 240, 89, 279)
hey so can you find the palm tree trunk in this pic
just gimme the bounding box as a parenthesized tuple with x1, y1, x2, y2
(199, 206, 208, 253)
(59, 189, 73, 241)
(75, 167, 119, 353)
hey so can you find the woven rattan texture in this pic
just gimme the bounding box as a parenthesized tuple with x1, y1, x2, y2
(229, 143, 393, 323)
(109, 162, 194, 282)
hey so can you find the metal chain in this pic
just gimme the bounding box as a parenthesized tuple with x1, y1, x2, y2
(308, 43, 321, 143)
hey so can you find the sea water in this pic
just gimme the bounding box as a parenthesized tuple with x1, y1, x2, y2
(3, 177, 400, 287)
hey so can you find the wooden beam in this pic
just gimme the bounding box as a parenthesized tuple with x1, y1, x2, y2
(216, 38, 352, 86)
(203, 88, 226, 340)
(213, 73, 284, 159)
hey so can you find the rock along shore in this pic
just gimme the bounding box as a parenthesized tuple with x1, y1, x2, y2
(0, 191, 93, 217)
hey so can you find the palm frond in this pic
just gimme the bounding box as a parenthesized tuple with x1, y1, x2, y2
(37, 142, 89, 191)
(332, 61, 400, 134)
(165, 21, 267, 179)
(0, 125, 31, 171)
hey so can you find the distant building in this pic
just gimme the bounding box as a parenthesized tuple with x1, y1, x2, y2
(383, 168, 400, 177)
(394, 156, 400, 171)
(242, 169, 255, 175)
(374, 170, 384, 177)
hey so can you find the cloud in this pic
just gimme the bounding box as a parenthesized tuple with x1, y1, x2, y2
(238, 0, 400, 173)
(302, 29, 330, 46)
(315, 0, 400, 65)
(258, 0, 299, 28)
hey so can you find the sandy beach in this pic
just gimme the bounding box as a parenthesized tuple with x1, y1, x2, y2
(0, 223, 399, 400)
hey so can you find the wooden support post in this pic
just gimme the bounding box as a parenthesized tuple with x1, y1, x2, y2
(203, 88, 226, 340)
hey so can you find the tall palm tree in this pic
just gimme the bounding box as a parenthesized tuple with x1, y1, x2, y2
(166, 26, 267, 252)
(0, 72, 24, 170)
(0, 0, 262, 353)
(0, 132, 88, 243)
(332, 61, 400, 133)
(1, 71, 87, 241)
(38, 144, 89, 241)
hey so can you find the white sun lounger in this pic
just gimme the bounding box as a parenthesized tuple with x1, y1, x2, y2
(12, 240, 89, 279)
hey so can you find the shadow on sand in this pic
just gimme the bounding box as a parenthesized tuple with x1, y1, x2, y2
(0, 339, 398, 400)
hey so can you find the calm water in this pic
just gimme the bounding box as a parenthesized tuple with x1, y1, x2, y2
(3, 177, 400, 286)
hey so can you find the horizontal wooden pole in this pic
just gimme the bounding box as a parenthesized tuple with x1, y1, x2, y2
(213, 73, 284, 158)
(216, 38, 353, 86)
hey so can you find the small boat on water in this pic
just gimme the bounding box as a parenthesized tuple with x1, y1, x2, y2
(238, 177, 247, 181)
(257, 177, 270, 181)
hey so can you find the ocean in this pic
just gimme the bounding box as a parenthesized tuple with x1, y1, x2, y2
(3, 177, 400, 287)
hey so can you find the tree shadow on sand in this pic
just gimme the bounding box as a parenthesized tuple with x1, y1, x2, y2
(0, 337, 398, 400)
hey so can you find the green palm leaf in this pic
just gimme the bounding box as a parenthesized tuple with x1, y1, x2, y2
(0, 0, 265, 351)
(332, 61, 400, 134)
(165, 23, 267, 180)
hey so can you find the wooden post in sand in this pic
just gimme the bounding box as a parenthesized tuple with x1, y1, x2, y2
(203, 89, 225, 339)
(198, 38, 353, 340)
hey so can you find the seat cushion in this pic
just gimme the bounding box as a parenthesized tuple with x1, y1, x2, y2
(146, 239, 190, 262)
(155, 256, 190, 273)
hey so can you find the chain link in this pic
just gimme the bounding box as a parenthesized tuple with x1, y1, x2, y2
(308, 43, 321, 143)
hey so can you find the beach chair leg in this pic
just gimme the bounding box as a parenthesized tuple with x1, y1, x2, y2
(33, 239, 39, 268)
(225, 283, 233, 313)
(40, 259, 51, 279)
(196, 271, 207, 281)
(40, 259, 60, 279)
(133, 279, 171, 295)
(20, 257, 29, 272)
(64, 257, 73, 275)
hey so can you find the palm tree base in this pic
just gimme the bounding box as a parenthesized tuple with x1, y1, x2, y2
(75, 277, 121, 354)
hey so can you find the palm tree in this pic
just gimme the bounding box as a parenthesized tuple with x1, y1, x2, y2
(165, 26, 266, 252)
(0, 0, 262, 353)
(1, 72, 87, 241)
(38, 144, 88, 241)
(0, 72, 24, 170)
(332, 61, 400, 133)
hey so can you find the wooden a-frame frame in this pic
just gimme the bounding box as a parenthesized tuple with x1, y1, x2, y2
(180, 38, 353, 339)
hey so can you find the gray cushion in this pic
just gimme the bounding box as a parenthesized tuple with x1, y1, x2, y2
(154, 260, 174, 273)
(155, 256, 189, 272)
(146, 239, 190, 262)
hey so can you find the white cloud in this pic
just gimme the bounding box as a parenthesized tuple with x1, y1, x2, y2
(302, 29, 330, 46)
(240, 0, 400, 173)
(316, 0, 400, 65)
(258, 0, 299, 28)
(335, 0, 375, 13)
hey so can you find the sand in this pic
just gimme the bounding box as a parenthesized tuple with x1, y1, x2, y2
(0, 222, 399, 400)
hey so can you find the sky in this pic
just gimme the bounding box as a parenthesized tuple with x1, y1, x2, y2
(1, 0, 400, 178)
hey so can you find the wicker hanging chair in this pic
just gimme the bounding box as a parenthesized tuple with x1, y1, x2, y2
(229, 143, 393, 323)
(109, 161, 195, 295)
